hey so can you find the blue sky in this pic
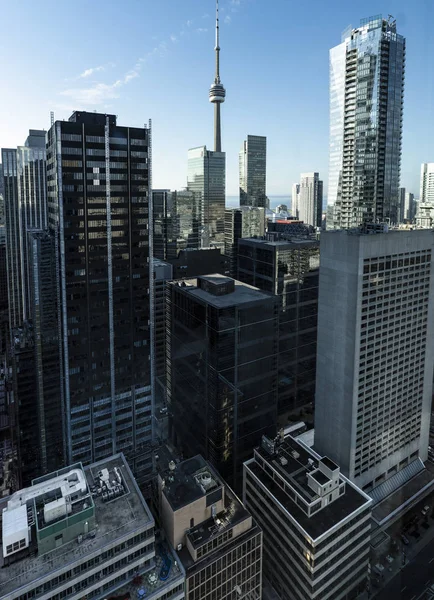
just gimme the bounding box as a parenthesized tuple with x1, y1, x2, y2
(0, 0, 433, 196)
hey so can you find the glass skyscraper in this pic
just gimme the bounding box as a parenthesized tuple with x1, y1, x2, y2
(239, 135, 267, 208)
(328, 16, 405, 229)
(187, 146, 225, 248)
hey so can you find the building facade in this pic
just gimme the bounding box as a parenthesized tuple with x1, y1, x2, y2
(315, 230, 434, 491)
(187, 146, 225, 249)
(239, 135, 267, 209)
(46, 111, 152, 482)
(153, 189, 200, 261)
(159, 455, 263, 600)
(420, 163, 434, 204)
(399, 187, 416, 223)
(167, 275, 278, 489)
(295, 173, 323, 228)
(237, 238, 320, 416)
(328, 16, 405, 229)
(244, 434, 372, 600)
(224, 207, 265, 277)
(0, 454, 185, 600)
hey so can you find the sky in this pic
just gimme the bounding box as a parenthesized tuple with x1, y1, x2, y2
(0, 0, 433, 197)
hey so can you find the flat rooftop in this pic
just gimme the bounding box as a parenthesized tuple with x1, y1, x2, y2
(240, 237, 319, 249)
(248, 437, 371, 541)
(175, 274, 273, 308)
(161, 455, 223, 512)
(0, 454, 153, 599)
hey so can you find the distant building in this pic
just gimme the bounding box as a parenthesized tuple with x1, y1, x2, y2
(291, 183, 300, 218)
(187, 146, 225, 249)
(296, 173, 323, 228)
(315, 230, 434, 493)
(275, 204, 287, 214)
(239, 135, 267, 208)
(159, 454, 263, 600)
(153, 189, 200, 260)
(244, 433, 372, 600)
(420, 163, 434, 204)
(237, 238, 320, 415)
(416, 202, 434, 229)
(328, 17, 405, 228)
(224, 207, 265, 277)
(0, 454, 185, 600)
(399, 187, 416, 223)
(167, 275, 278, 489)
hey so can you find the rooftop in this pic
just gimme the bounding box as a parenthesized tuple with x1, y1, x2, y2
(173, 274, 273, 308)
(246, 436, 371, 541)
(240, 237, 319, 249)
(0, 454, 153, 599)
(161, 455, 223, 512)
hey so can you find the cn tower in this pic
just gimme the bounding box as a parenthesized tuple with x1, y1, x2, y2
(209, 0, 226, 152)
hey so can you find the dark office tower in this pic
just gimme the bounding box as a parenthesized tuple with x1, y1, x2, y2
(224, 207, 265, 278)
(10, 231, 63, 486)
(167, 275, 278, 488)
(169, 247, 229, 279)
(187, 146, 225, 249)
(328, 16, 405, 229)
(46, 111, 152, 481)
(0, 166, 4, 224)
(239, 135, 267, 208)
(0, 227, 6, 313)
(237, 238, 320, 417)
(152, 189, 200, 260)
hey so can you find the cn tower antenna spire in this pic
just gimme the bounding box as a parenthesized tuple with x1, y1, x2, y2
(209, 0, 226, 152)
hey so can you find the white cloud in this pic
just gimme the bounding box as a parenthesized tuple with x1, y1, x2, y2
(79, 65, 105, 78)
(224, 15, 231, 24)
(186, 19, 193, 27)
(170, 34, 178, 43)
(196, 28, 208, 33)
(60, 81, 122, 105)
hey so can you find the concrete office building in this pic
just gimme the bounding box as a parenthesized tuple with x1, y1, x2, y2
(244, 433, 372, 600)
(239, 135, 267, 208)
(159, 455, 263, 600)
(420, 163, 434, 204)
(416, 202, 434, 229)
(292, 173, 323, 228)
(166, 275, 278, 489)
(46, 111, 152, 482)
(224, 207, 265, 277)
(315, 229, 434, 492)
(0, 454, 185, 600)
(237, 238, 320, 416)
(328, 16, 405, 229)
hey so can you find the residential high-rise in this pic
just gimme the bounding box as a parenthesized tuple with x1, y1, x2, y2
(0, 454, 185, 600)
(159, 455, 263, 600)
(224, 206, 265, 277)
(315, 229, 434, 492)
(295, 172, 323, 228)
(291, 183, 300, 217)
(328, 16, 405, 229)
(1, 131, 47, 332)
(46, 111, 152, 482)
(244, 433, 372, 600)
(153, 189, 200, 261)
(237, 238, 320, 416)
(167, 275, 278, 489)
(239, 135, 267, 208)
(420, 163, 434, 204)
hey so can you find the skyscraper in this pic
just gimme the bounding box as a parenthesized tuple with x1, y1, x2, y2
(209, 0, 226, 153)
(420, 163, 434, 204)
(167, 275, 278, 489)
(291, 182, 300, 217)
(399, 188, 415, 223)
(294, 172, 323, 227)
(46, 111, 152, 482)
(187, 146, 225, 248)
(224, 206, 265, 277)
(1, 131, 47, 331)
(328, 16, 405, 229)
(315, 229, 434, 492)
(239, 135, 267, 208)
